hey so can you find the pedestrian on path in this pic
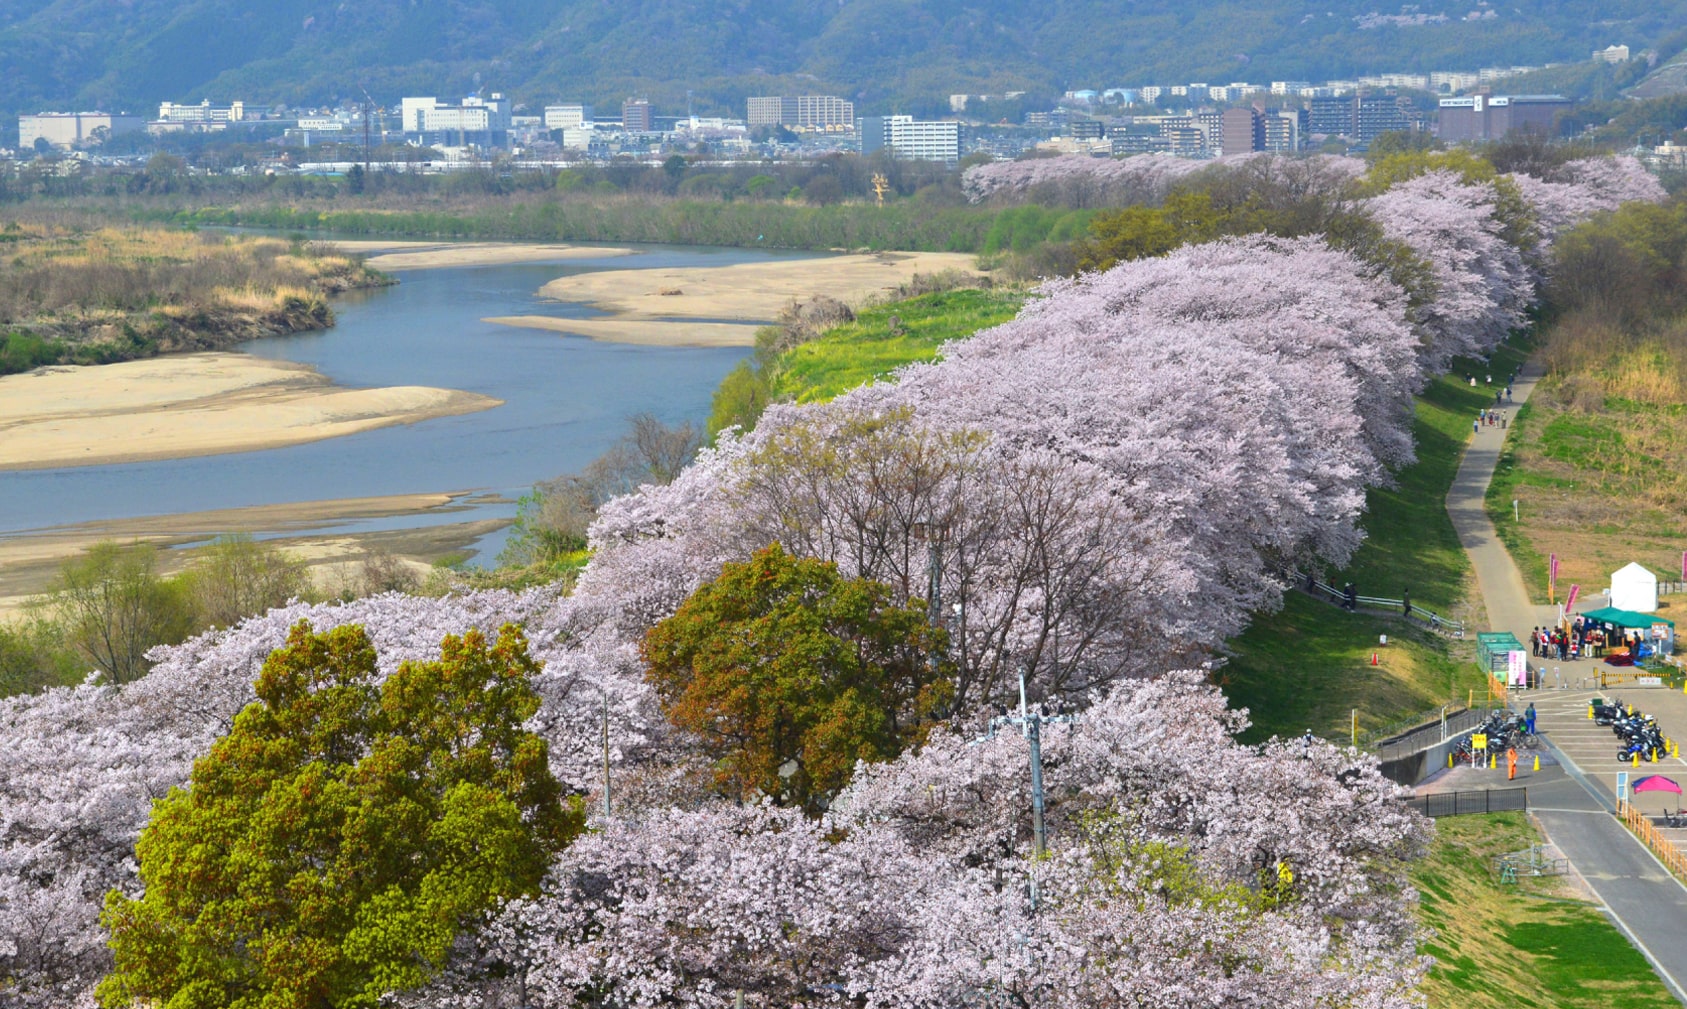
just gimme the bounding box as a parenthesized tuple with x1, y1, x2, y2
(1526, 702, 1537, 734)
(1474, 418, 1481, 435)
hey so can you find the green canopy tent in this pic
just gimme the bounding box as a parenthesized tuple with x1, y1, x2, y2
(1580, 607, 1674, 629)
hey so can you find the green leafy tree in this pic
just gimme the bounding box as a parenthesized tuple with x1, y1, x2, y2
(642, 543, 952, 812)
(181, 533, 311, 629)
(99, 621, 583, 1009)
(49, 541, 194, 684)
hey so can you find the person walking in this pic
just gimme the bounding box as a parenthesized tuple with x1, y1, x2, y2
(1525, 702, 1537, 735)
(1302, 729, 1314, 759)
(1474, 418, 1481, 436)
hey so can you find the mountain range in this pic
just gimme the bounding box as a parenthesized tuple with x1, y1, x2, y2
(1, 0, 1682, 122)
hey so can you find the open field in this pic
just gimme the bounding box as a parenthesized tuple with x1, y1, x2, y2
(0, 353, 500, 470)
(502, 251, 982, 347)
(1487, 380, 1687, 604)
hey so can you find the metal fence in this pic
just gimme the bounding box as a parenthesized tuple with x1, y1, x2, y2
(1404, 787, 1528, 818)
(1660, 581, 1687, 597)
(1376, 708, 1487, 761)
(1283, 569, 1465, 638)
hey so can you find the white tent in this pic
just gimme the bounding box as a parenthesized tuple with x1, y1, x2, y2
(1610, 562, 1659, 613)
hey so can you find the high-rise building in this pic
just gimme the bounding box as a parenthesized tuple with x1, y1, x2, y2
(1308, 96, 1356, 137)
(622, 98, 653, 132)
(1355, 95, 1413, 142)
(1220, 107, 1263, 154)
(1263, 109, 1307, 152)
(858, 115, 960, 162)
(18, 112, 142, 150)
(747, 96, 796, 127)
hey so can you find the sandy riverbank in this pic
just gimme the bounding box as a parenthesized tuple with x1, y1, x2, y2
(483, 315, 763, 347)
(0, 354, 502, 471)
(0, 492, 509, 614)
(492, 251, 981, 347)
(326, 240, 636, 270)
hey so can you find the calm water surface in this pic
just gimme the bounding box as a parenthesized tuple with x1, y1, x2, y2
(2, 243, 807, 558)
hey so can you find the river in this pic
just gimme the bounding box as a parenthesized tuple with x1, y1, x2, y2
(1, 242, 803, 564)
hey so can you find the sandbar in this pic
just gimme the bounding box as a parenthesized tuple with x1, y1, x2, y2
(0, 492, 509, 614)
(325, 240, 636, 270)
(508, 251, 982, 347)
(0, 354, 502, 471)
(483, 315, 763, 347)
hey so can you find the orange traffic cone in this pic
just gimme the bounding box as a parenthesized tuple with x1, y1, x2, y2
(1370, 651, 1379, 666)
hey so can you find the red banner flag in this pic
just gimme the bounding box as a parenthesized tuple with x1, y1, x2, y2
(1550, 553, 1559, 584)
(1565, 584, 1580, 613)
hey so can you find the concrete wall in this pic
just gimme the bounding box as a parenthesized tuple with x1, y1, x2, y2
(1379, 726, 1477, 786)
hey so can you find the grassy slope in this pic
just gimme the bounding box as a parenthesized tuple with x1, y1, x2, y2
(1487, 380, 1687, 606)
(1418, 812, 1677, 1009)
(773, 288, 1027, 402)
(1226, 340, 1534, 744)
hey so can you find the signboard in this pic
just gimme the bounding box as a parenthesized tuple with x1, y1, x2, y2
(1565, 584, 1580, 613)
(1617, 770, 1630, 806)
(1472, 732, 1488, 753)
(1507, 650, 1529, 686)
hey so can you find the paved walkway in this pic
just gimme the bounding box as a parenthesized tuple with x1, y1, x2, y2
(1443, 362, 1687, 1004)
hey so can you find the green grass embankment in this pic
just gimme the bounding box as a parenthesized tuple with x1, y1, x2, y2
(707, 286, 1027, 435)
(1225, 340, 1534, 744)
(1416, 812, 1678, 1009)
(773, 288, 1028, 403)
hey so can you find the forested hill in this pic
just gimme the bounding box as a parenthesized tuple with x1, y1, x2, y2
(2, 0, 1683, 121)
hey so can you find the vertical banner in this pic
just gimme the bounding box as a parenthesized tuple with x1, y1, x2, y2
(1507, 649, 1528, 686)
(1565, 584, 1580, 613)
(1681, 550, 1685, 582)
(1549, 553, 1559, 603)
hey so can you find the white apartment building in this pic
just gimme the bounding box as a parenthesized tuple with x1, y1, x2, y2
(402, 95, 511, 143)
(860, 115, 960, 162)
(543, 104, 592, 130)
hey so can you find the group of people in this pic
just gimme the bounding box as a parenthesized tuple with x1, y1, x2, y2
(1532, 624, 1590, 661)
(1474, 408, 1507, 433)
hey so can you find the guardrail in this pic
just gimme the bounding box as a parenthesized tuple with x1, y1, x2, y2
(1404, 787, 1527, 817)
(1284, 569, 1465, 638)
(1618, 800, 1687, 886)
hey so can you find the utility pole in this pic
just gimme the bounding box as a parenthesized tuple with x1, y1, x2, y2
(975, 668, 1078, 878)
(600, 685, 612, 819)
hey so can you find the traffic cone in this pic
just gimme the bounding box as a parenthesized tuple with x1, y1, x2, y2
(1370, 651, 1378, 666)
(1533, 755, 1540, 772)
(1589, 703, 1595, 720)
(1633, 752, 1640, 768)
(1448, 753, 1454, 768)
(1489, 753, 1496, 770)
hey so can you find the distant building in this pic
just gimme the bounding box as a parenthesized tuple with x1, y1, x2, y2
(543, 104, 592, 130)
(622, 98, 654, 132)
(1068, 117, 1105, 140)
(1437, 94, 1573, 142)
(401, 94, 511, 146)
(746, 95, 856, 131)
(18, 112, 142, 150)
(858, 115, 960, 163)
(1220, 107, 1264, 154)
(1593, 44, 1630, 64)
(1306, 94, 1415, 142)
(153, 100, 245, 133)
(1264, 108, 1307, 152)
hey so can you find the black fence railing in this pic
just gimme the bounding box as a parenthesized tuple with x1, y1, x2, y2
(1404, 787, 1527, 818)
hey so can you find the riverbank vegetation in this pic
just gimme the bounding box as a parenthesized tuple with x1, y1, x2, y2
(0, 221, 387, 375)
(1486, 197, 1687, 599)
